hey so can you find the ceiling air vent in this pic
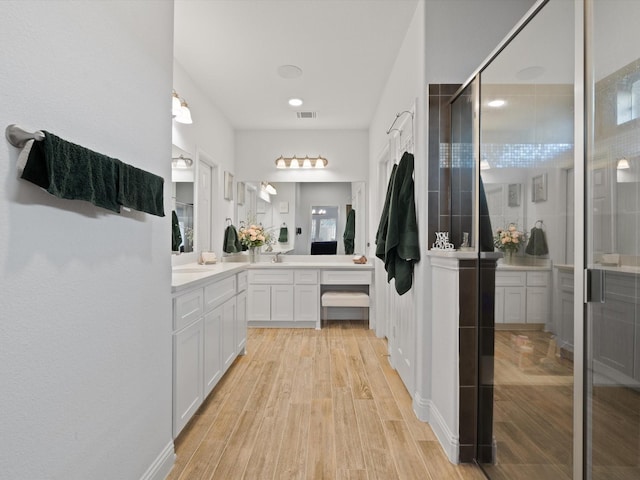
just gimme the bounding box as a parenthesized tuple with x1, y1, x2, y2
(296, 111, 317, 119)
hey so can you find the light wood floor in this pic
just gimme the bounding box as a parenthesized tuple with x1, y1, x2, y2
(481, 329, 640, 480)
(168, 321, 485, 480)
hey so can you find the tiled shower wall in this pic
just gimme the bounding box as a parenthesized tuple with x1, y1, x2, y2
(429, 84, 482, 463)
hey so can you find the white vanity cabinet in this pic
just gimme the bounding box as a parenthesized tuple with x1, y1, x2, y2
(495, 267, 550, 325)
(555, 267, 574, 353)
(294, 270, 320, 323)
(248, 269, 319, 327)
(172, 270, 247, 437)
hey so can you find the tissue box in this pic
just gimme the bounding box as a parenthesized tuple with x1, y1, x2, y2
(200, 252, 217, 264)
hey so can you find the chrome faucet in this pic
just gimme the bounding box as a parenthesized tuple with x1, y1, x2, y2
(272, 252, 282, 263)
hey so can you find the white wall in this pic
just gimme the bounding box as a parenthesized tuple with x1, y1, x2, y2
(235, 130, 368, 183)
(0, 2, 174, 479)
(425, 0, 539, 84)
(172, 61, 236, 262)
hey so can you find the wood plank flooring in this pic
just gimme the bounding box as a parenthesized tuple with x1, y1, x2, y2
(168, 322, 485, 480)
(482, 329, 640, 480)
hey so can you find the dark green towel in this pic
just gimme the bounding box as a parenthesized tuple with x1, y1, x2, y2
(377, 152, 420, 296)
(223, 225, 242, 253)
(278, 227, 288, 243)
(171, 210, 182, 251)
(525, 226, 549, 256)
(21, 131, 121, 213)
(117, 162, 165, 217)
(479, 177, 494, 252)
(375, 164, 398, 263)
(343, 209, 355, 254)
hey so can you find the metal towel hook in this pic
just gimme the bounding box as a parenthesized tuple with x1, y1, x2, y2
(5, 124, 45, 148)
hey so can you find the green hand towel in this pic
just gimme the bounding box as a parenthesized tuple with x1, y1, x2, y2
(117, 162, 165, 217)
(171, 210, 182, 251)
(21, 131, 121, 213)
(278, 227, 288, 243)
(223, 225, 242, 253)
(343, 209, 355, 254)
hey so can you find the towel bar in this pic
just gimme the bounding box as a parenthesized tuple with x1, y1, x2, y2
(5, 124, 45, 148)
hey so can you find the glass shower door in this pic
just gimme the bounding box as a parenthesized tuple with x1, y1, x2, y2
(585, 1, 640, 478)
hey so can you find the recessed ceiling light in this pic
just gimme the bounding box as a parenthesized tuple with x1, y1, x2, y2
(516, 65, 545, 81)
(487, 99, 506, 108)
(277, 64, 303, 79)
(288, 98, 303, 107)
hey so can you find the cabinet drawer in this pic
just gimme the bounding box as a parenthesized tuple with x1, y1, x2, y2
(295, 269, 319, 284)
(527, 271, 549, 286)
(237, 271, 248, 292)
(495, 271, 526, 287)
(204, 276, 236, 311)
(249, 269, 294, 284)
(174, 289, 204, 331)
(321, 270, 371, 285)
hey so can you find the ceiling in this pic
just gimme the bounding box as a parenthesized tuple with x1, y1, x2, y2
(173, 0, 419, 131)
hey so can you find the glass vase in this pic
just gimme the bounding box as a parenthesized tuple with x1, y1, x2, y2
(504, 250, 514, 264)
(248, 246, 260, 263)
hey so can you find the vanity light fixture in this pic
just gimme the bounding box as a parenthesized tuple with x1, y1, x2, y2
(172, 89, 193, 124)
(172, 154, 193, 168)
(171, 90, 182, 117)
(275, 155, 328, 169)
(617, 157, 630, 170)
(261, 182, 277, 195)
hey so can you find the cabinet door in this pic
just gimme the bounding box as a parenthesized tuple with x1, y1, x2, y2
(236, 290, 247, 354)
(526, 286, 549, 324)
(559, 291, 574, 352)
(294, 284, 319, 322)
(222, 297, 237, 372)
(271, 285, 294, 321)
(593, 300, 635, 378)
(173, 319, 203, 436)
(248, 284, 271, 321)
(203, 308, 222, 397)
(503, 287, 526, 323)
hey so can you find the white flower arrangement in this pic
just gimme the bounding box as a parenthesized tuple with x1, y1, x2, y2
(238, 223, 271, 248)
(494, 223, 524, 254)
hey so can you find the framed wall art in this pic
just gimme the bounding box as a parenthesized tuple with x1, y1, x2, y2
(531, 173, 547, 203)
(508, 183, 521, 207)
(224, 171, 234, 201)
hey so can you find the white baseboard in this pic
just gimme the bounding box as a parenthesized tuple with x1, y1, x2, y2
(415, 396, 459, 464)
(140, 440, 175, 480)
(412, 391, 430, 422)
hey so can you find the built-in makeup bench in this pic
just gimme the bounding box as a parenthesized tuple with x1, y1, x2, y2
(244, 255, 374, 329)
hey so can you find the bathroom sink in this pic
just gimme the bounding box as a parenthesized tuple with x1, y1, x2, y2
(173, 268, 215, 274)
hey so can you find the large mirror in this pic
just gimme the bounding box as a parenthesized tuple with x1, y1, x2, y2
(236, 181, 366, 255)
(171, 145, 195, 253)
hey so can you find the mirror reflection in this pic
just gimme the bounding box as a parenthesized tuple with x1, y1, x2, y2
(171, 145, 195, 253)
(237, 181, 364, 255)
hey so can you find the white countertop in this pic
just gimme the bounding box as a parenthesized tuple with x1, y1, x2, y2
(172, 256, 374, 293)
(555, 264, 640, 274)
(172, 262, 246, 292)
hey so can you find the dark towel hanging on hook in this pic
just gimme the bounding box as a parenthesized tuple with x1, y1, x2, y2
(526, 220, 549, 256)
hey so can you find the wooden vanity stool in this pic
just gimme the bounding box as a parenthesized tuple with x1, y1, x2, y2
(321, 291, 370, 328)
